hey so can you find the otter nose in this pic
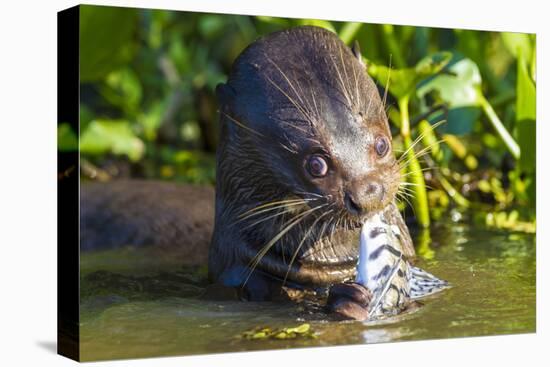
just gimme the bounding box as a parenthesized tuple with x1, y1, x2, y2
(344, 192, 363, 216)
(344, 180, 385, 217)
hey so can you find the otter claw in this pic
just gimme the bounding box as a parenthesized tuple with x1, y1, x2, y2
(326, 282, 372, 321)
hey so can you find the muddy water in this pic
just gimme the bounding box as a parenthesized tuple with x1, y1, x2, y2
(79, 219, 535, 361)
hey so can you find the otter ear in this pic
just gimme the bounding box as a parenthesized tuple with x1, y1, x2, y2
(216, 83, 237, 108)
(351, 40, 366, 68)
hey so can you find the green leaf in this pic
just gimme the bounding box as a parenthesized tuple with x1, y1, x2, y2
(516, 49, 536, 173)
(296, 19, 336, 33)
(198, 15, 226, 39)
(417, 58, 482, 108)
(369, 52, 452, 100)
(58, 123, 78, 151)
(79, 104, 94, 132)
(416, 57, 519, 158)
(437, 107, 480, 135)
(502, 32, 533, 64)
(100, 68, 143, 116)
(368, 64, 415, 99)
(80, 6, 139, 82)
(417, 58, 483, 135)
(339, 22, 362, 45)
(255, 16, 290, 26)
(138, 102, 164, 141)
(415, 52, 453, 78)
(241, 324, 315, 341)
(285, 323, 310, 334)
(80, 120, 145, 161)
(516, 51, 536, 122)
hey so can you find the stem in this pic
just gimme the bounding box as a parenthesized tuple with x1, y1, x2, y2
(415, 229, 434, 260)
(438, 174, 470, 208)
(479, 94, 520, 160)
(381, 24, 406, 69)
(399, 97, 430, 228)
(399, 96, 410, 137)
(530, 39, 536, 81)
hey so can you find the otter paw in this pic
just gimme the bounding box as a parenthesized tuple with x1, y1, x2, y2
(326, 283, 372, 321)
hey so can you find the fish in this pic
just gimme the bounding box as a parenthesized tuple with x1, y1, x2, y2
(356, 213, 450, 319)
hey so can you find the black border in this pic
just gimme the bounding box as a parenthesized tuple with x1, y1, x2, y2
(57, 4, 80, 361)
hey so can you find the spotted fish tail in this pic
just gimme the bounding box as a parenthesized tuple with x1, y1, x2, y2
(408, 265, 450, 299)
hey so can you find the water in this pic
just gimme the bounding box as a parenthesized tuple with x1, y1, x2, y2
(79, 219, 536, 361)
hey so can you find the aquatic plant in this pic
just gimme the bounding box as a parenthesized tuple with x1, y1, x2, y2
(59, 6, 536, 233)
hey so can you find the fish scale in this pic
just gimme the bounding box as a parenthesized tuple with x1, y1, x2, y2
(356, 213, 449, 319)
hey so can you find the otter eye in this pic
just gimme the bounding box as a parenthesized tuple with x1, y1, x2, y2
(306, 155, 328, 177)
(375, 136, 390, 157)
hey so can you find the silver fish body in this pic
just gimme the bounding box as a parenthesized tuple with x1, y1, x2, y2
(356, 213, 449, 319)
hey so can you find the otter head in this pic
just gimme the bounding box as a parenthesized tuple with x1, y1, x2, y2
(211, 26, 402, 289)
(217, 26, 399, 221)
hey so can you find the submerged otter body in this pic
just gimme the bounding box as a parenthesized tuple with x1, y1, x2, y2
(81, 26, 416, 316)
(210, 26, 414, 301)
(81, 180, 215, 265)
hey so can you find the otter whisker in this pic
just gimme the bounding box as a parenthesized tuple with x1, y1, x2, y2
(379, 56, 392, 115)
(329, 54, 353, 107)
(397, 139, 446, 170)
(294, 190, 324, 199)
(238, 198, 312, 219)
(243, 207, 301, 230)
(264, 56, 323, 133)
(396, 120, 446, 163)
(282, 210, 332, 287)
(350, 52, 360, 108)
(398, 149, 440, 172)
(400, 166, 437, 177)
(242, 204, 328, 289)
(280, 238, 287, 265)
(315, 206, 337, 254)
(396, 191, 416, 216)
(398, 182, 436, 197)
(397, 186, 417, 198)
(398, 186, 425, 197)
(340, 214, 349, 231)
(265, 75, 318, 128)
(221, 111, 265, 137)
(280, 142, 299, 154)
(309, 85, 321, 121)
(273, 117, 312, 135)
(397, 141, 439, 169)
(331, 213, 344, 240)
(326, 215, 339, 255)
(265, 55, 309, 111)
(236, 202, 314, 226)
(399, 182, 435, 191)
(339, 46, 356, 106)
(398, 136, 446, 164)
(293, 69, 320, 125)
(304, 69, 324, 121)
(366, 90, 375, 118)
(238, 199, 304, 219)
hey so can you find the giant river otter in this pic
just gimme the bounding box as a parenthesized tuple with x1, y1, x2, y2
(81, 26, 418, 319)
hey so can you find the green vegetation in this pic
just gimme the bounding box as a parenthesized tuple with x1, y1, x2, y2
(242, 323, 317, 340)
(61, 5, 536, 233)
